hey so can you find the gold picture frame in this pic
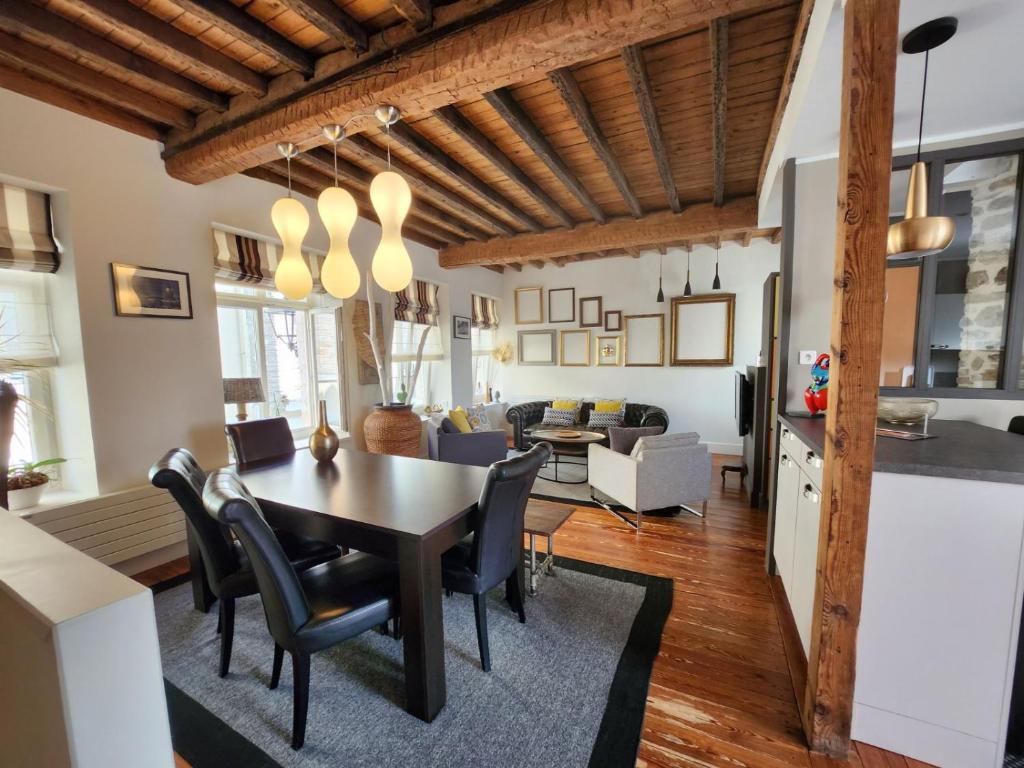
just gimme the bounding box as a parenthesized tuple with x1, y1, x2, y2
(559, 329, 591, 366)
(669, 293, 735, 366)
(623, 313, 665, 367)
(596, 335, 621, 366)
(514, 286, 544, 324)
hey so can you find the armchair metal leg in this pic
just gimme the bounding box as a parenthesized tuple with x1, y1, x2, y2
(679, 499, 708, 518)
(589, 488, 640, 531)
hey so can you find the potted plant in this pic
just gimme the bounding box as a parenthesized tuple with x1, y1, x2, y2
(7, 457, 66, 511)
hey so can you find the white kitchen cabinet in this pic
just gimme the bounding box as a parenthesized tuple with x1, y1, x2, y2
(773, 447, 802, 595)
(791, 479, 823, 656)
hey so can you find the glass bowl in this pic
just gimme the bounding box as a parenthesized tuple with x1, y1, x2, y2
(877, 397, 938, 425)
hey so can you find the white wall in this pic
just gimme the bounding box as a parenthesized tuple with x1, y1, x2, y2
(0, 88, 500, 491)
(498, 242, 779, 454)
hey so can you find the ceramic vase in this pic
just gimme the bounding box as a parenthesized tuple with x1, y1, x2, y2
(309, 400, 340, 463)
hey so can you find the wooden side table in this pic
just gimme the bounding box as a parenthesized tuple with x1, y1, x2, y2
(524, 500, 575, 596)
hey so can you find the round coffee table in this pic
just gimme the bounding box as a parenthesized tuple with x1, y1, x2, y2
(529, 429, 606, 484)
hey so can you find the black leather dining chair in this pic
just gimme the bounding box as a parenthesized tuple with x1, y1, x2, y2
(440, 442, 552, 672)
(149, 448, 340, 678)
(1010, 416, 1024, 436)
(225, 417, 295, 465)
(202, 468, 399, 750)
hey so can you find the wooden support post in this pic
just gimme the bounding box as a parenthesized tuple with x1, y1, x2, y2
(802, 0, 899, 756)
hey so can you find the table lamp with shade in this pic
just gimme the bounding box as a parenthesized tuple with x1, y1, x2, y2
(223, 377, 264, 422)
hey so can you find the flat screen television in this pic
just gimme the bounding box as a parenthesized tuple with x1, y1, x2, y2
(735, 369, 753, 437)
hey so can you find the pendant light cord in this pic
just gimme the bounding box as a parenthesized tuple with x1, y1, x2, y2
(916, 49, 929, 162)
(386, 122, 392, 169)
(286, 153, 293, 198)
(332, 137, 338, 187)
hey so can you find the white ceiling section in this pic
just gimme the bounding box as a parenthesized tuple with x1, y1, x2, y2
(759, 0, 1024, 226)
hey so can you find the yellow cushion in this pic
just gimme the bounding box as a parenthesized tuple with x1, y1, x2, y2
(594, 400, 625, 413)
(448, 409, 473, 434)
(552, 399, 579, 411)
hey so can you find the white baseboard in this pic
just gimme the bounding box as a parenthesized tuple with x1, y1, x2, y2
(706, 441, 743, 456)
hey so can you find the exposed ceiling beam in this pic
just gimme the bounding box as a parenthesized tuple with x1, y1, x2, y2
(530, 260, 546, 270)
(391, 0, 433, 30)
(439, 197, 758, 266)
(710, 17, 729, 207)
(277, 0, 367, 52)
(484, 88, 605, 224)
(483, 264, 504, 273)
(0, 2, 227, 113)
(0, 63, 162, 140)
(507, 262, 522, 272)
(162, 0, 782, 184)
(626, 247, 642, 258)
(433, 105, 575, 229)
(62, 0, 267, 96)
(342, 135, 515, 236)
(740, 231, 752, 247)
(771, 228, 783, 244)
(621, 44, 680, 214)
(548, 67, 642, 218)
(388, 122, 543, 232)
(173, 0, 314, 75)
(656, 244, 667, 255)
(0, 31, 193, 129)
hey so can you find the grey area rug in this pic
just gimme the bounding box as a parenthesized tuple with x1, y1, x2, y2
(155, 558, 671, 768)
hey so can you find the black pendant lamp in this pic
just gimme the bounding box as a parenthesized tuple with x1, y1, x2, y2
(712, 238, 722, 290)
(656, 250, 665, 303)
(683, 245, 693, 297)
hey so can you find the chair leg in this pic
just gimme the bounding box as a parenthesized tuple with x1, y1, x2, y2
(473, 593, 491, 672)
(218, 598, 235, 678)
(507, 564, 526, 623)
(216, 605, 222, 635)
(270, 644, 284, 690)
(291, 651, 311, 750)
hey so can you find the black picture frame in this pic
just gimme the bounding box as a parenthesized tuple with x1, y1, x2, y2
(452, 315, 472, 339)
(548, 287, 576, 323)
(110, 262, 193, 319)
(604, 310, 623, 332)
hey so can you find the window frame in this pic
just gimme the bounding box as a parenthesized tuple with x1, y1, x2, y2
(880, 137, 1024, 400)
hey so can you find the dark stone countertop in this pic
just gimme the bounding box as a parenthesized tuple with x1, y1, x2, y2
(779, 414, 1024, 486)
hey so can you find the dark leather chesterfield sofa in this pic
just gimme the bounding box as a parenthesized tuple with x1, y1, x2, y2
(506, 400, 669, 451)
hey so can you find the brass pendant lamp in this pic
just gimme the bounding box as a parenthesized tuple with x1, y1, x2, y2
(886, 17, 958, 258)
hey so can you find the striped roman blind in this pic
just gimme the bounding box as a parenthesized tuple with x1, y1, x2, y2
(0, 184, 59, 274)
(471, 294, 499, 329)
(393, 279, 439, 325)
(212, 228, 325, 292)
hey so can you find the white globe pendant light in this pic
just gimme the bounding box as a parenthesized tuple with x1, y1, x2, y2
(271, 142, 313, 300)
(370, 106, 413, 293)
(317, 125, 360, 299)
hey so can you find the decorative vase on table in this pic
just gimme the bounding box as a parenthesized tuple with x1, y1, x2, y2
(309, 400, 340, 463)
(364, 402, 421, 457)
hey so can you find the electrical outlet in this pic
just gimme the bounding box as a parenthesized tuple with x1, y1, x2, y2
(799, 350, 817, 365)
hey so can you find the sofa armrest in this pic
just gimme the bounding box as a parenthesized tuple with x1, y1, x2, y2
(506, 401, 549, 450)
(437, 430, 507, 468)
(588, 444, 639, 511)
(639, 405, 669, 432)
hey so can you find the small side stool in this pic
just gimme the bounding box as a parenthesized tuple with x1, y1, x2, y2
(721, 463, 747, 488)
(523, 501, 575, 596)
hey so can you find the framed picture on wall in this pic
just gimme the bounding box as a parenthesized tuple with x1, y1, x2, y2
(623, 313, 665, 367)
(110, 263, 193, 319)
(579, 296, 603, 328)
(604, 310, 622, 332)
(452, 315, 471, 339)
(670, 294, 735, 366)
(518, 330, 557, 365)
(514, 286, 544, 324)
(548, 287, 576, 323)
(559, 329, 591, 366)
(597, 335, 621, 366)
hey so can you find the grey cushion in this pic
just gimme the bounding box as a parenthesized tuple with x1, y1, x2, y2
(607, 426, 663, 455)
(440, 417, 461, 434)
(542, 407, 576, 427)
(587, 411, 624, 429)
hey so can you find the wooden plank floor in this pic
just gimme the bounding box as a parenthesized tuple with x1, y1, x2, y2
(135, 455, 928, 768)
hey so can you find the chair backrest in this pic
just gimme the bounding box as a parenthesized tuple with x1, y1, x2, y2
(225, 417, 295, 466)
(202, 469, 311, 645)
(1010, 416, 1024, 436)
(149, 448, 240, 590)
(470, 442, 551, 591)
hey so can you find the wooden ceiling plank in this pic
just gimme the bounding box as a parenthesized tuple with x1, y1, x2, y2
(770, 227, 783, 244)
(0, 30, 194, 129)
(388, 122, 544, 232)
(439, 196, 757, 266)
(0, 2, 227, 112)
(161, 0, 784, 183)
(621, 44, 681, 214)
(277, 0, 368, 52)
(391, 0, 433, 31)
(548, 67, 643, 218)
(484, 88, 606, 224)
(710, 17, 728, 207)
(343, 134, 515, 237)
(0, 63, 162, 140)
(62, 0, 267, 96)
(172, 0, 315, 75)
(433, 105, 575, 229)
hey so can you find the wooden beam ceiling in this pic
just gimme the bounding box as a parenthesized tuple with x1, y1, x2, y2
(548, 67, 643, 218)
(391, 0, 433, 31)
(710, 17, 729, 207)
(277, 0, 368, 52)
(439, 197, 757, 266)
(161, 0, 785, 184)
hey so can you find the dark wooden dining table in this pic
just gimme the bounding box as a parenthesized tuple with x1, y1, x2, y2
(226, 449, 490, 722)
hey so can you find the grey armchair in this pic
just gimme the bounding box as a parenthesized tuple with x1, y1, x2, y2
(427, 418, 508, 468)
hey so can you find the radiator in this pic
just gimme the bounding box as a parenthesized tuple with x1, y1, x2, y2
(21, 486, 185, 567)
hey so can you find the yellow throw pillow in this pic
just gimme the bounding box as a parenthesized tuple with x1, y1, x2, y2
(594, 400, 625, 413)
(448, 409, 473, 434)
(552, 399, 579, 411)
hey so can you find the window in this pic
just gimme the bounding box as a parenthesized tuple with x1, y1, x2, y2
(390, 320, 443, 407)
(471, 325, 495, 402)
(216, 283, 344, 435)
(0, 270, 58, 469)
(880, 140, 1024, 398)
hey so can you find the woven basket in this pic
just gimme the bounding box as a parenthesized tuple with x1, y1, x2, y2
(364, 403, 421, 457)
